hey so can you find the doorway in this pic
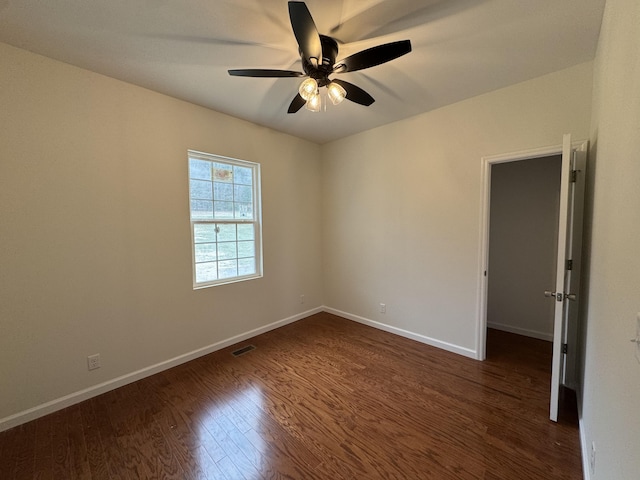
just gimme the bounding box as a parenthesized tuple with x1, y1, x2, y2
(486, 155, 562, 345)
(477, 138, 588, 421)
(476, 143, 567, 362)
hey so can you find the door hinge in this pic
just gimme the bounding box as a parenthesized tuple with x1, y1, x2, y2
(570, 170, 578, 183)
(562, 343, 568, 354)
(566, 259, 573, 271)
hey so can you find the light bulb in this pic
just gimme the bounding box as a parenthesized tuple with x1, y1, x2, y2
(299, 78, 318, 101)
(305, 92, 321, 112)
(327, 82, 347, 105)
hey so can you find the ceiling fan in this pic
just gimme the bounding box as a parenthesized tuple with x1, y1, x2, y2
(228, 1, 412, 113)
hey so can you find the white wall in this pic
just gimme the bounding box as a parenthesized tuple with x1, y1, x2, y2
(580, 0, 640, 478)
(0, 43, 323, 426)
(487, 156, 561, 341)
(321, 62, 593, 357)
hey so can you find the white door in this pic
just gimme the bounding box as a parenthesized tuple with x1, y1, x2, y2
(548, 134, 587, 422)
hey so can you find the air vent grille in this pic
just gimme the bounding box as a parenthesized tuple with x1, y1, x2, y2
(231, 345, 256, 357)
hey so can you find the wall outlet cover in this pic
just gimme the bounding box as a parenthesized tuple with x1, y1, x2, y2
(87, 354, 101, 371)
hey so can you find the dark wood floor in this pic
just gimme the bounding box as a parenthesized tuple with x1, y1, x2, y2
(0, 313, 582, 479)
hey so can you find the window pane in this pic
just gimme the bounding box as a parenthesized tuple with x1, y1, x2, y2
(214, 201, 234, 219)
(217, 224, 236, 242)
(234, 202, 253, 219)
(194, 223, 217, 243)
(237, 241, 254, 258)
(218, 242, 237, 260)
(189, 159, 212, 181)
(218, 260, 238, 279)
(191, 200, 213, 220)
(195, 262, 218, 283)
(189, 151, 261, 287)
(213, 163, 233, 183)
(238, 258, 256, 276)
(234, 184, 252, 203)
(237, 224, 254, 241)
(214, 182, 233, 201)
(195, 243, 217, 262)
(190, 180, 212, 200)
(234, 166, 253, 185)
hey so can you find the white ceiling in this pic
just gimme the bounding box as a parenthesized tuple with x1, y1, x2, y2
(0, 0, 606, 144)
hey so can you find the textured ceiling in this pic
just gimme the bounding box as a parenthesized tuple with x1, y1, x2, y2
(0, 0, 606, 144)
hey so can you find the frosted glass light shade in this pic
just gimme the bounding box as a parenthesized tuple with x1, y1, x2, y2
(327, 82, 347, 105)
(299, 78, 318, 101)
(305, 92, 321, 112)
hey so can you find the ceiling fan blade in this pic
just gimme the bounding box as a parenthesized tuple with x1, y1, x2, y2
(334, 40, 412, 73)
(288, 1, 322, 66)
(287, 93, 306, 113)
(228, 69, 304, 77)
(331, 79, 375, 106)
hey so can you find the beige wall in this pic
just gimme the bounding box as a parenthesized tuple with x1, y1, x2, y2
(580, 0, 640, 478)
(321, 62, 593, 355)
(488, 156, 561, 341)
(3, 7, 639, 476)
(0, 43, 323, 423)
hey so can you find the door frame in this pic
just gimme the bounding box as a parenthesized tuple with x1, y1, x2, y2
(475, 141, 585, 361)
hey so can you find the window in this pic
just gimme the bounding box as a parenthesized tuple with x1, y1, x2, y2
(188, 150, 262, 288)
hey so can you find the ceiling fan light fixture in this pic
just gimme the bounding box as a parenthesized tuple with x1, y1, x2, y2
(327, 81, 347, 105)
(305, 92, 321, 112)
(228, 2, 411, 114)
(299, 78, 318, 101)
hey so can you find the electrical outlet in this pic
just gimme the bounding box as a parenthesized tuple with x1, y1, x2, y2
(300, 294, 305, 304)
(87, 354, 101, 371)
(589, 441, 596, 474)
(379, 303, 386, 314)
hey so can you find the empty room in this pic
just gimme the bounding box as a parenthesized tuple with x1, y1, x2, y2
(1, 0, 639, 478)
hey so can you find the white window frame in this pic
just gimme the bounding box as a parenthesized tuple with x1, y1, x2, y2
(188, 150, 263, 289)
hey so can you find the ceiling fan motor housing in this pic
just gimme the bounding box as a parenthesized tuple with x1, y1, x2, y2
(301, 35, 338, 87)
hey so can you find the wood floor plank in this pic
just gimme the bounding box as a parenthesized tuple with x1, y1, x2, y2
(201, 413, 260, 480)
(50, 410, 73, 479)
(110, 384, 186, 480)
(2, 421, 36, 479)
(78, 400, 110, 480)
(15, 422, 37, 479)
(33, 414, 54, 480)
(0, 313, 582, 479)
(66, 405, 91, 480)
(90, 390, 133, 480)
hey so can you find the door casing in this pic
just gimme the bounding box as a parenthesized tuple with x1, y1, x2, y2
(476, 138, 587, 393)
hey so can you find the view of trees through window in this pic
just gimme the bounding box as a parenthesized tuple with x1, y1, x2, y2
(188, 151, 262, 287)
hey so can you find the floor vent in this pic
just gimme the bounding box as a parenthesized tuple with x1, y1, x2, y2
(231, 345, 256, 357)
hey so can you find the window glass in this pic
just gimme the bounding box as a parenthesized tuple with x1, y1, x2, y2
(188, 151, 262, 288)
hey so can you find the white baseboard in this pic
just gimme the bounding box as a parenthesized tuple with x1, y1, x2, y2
(0, 306, 323, 433)
(487, 322, 553, 342)
(323, 307, 477, 359)
(1, 306, 494, 432)
(579, 418, 590, 480)
(576, 388, 590, 480)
